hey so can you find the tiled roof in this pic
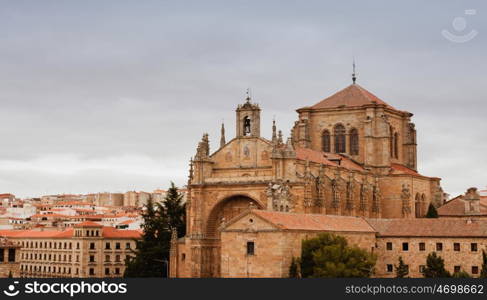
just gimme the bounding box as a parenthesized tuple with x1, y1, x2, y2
(389, 164, 434, 178)
(0, 227, 141, 239)
(73, 221, 103, 228)
(367, 218, 487, 237)
(295, 147, 365, 172)
(437, 195, 487, 216)
(102, 227, 141, 238)
(251, 210, 375, 232)
(307, 84, 397, 110)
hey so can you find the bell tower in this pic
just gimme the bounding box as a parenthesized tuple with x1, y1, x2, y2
(236, 91, 261, 138)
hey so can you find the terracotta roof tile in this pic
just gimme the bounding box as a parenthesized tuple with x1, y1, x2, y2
(308, 84, 397, 110)
(437, 195, 487, 216)
(252, 210, 375, 232)
(73, 221, 103, 228)
(295, 147, 365, 172)
(367, 218, 487, 237)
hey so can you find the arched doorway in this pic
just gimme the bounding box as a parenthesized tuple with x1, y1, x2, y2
(206, 195, 262, 238)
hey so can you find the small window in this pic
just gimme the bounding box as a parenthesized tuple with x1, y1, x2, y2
(116, 243, 121, 250)
(386, 242, 393, 251)
(246, 241, 255, 256)
(105, 255, 110, 262)
(115, 268, 120, 275)
(436, 243, 443, 251)
(89, 268, 95, 276)
(419, 242, 425, 251)
(115, 255, 120, 262)
(105, 268, 110, 275)
(454, 243, 460, 251)
(105, 242, 111, 249)
(454, 266, 461, 273)
(471, 243, 478, 252)
(126, 242, 131, 249)
(472, 266, 479, 274)
(386, 264, 393, 273)
(181, 253, 186, 261)
(402, 242, 409, 251)
(90, 242, 95, 250)
(8, 249, 15, 262)
(89, 255, 95, 262)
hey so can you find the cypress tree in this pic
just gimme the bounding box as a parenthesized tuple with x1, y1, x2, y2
(422, 252, 451, 278)
(425, 203, 439, 218)
(395, 256, 409, 278)
(480, 250, 487, 278)
(163, 182, 186, 237)
(124, 183, 186, 277)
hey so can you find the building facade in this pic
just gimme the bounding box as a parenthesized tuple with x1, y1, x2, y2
(0, 221, 141, 278)
(171, 81, 445, 278)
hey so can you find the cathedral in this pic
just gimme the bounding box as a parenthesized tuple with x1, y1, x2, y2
(170, 77, 446, 278)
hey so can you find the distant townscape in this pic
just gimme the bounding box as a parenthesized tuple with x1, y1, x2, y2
(0, 189, 186, 278)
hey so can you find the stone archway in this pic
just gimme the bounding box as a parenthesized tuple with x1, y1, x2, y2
(206, 195, 262, 238)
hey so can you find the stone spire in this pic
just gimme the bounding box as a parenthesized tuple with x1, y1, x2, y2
(278, 130, 283, 145)
(220, 122, 226, 148)
(272, 119, 277, 144)
(195, 133, 210, 160)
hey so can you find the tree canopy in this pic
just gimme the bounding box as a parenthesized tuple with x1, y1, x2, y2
(395, 256, 409, 278)
(124, 182, 186, 277)
(425, 203, 439, 218)
(422, 252, 451, 278)
(299, 233, 376, 278)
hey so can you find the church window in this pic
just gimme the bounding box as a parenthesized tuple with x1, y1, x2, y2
(390, 126, 394, 157)
(471, 243, 478, 252)
(394, 132, 399, 159)
(322, 130, 331, 152)
(246, 241, 255, 256)
(350, 128, 359, 155)
(334, 124, 346, 153)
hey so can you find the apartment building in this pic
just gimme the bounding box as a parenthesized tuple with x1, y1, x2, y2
(0, 221, 141, 278)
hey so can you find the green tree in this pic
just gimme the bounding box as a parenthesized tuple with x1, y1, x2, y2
(395, 256, 409, 278)
(124, 183, 186, 277)
(453, 270, 471, 278)
(422, 252, 451, 278)
(164, 182, 186, 237)
(425, 204, 438, 218)
(289, 257, 301, 278)
(480, 250, 487, 278)
(299, 233, 376, 278)
(124, 198, 171, 277)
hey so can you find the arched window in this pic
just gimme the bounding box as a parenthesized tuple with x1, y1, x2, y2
(389, 125, 394, 158)
(322, 130, 331, 152)
(243, 116, 251, 136)
(334, 124, 346, 153)
(349, 128, 359, 155)
(394, 132, 399, 159)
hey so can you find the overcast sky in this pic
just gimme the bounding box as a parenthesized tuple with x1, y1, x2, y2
(0, 0, 485, 198)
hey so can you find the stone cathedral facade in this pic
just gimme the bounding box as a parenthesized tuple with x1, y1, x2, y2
(170, 81, 445, 278)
